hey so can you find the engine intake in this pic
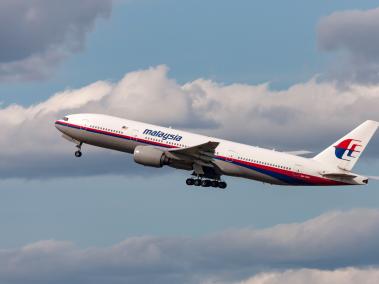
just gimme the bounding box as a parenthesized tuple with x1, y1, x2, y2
(133, 146, 170, 168)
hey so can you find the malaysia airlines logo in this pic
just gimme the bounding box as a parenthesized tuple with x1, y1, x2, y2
(334, 139, 362, 160)
(143, 129, 183, 141)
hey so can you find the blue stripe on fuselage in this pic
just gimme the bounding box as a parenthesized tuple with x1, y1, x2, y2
(56, 121, 317, 185)
(215, 157, 311, 185)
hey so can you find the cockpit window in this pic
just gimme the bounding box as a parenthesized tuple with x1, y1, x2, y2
(63, 117, 69, 121)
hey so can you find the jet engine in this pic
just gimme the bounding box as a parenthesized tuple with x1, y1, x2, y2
(133, 146, 170, 168)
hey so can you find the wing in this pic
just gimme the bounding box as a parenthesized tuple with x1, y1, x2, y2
(165, 141, 219, 167)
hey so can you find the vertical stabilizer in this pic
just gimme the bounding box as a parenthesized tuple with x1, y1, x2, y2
(313, 120, 378, 171)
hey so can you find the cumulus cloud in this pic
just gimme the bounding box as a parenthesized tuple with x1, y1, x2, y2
(1, 65, 379, 178)
(0, 209, 378, 283)
(0, 0, 112, 81)
(318, 7, 379, 84)
(238, 267, 379, 284)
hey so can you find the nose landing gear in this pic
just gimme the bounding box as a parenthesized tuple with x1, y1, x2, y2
(74, 142, 83, 158)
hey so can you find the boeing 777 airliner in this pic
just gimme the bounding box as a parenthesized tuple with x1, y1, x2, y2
(55, 114, 378, 188)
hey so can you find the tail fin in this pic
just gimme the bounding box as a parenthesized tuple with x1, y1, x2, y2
(313, 120, 378, 171)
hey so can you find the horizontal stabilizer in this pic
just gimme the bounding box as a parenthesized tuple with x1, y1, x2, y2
(322, 173, 357, 179)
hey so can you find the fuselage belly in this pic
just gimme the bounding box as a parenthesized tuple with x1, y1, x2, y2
(55, 114, 372, 187)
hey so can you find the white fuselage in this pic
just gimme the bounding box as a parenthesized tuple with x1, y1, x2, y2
(55, 114, 367, 186)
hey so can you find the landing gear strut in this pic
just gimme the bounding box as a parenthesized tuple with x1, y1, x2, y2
(74, 142, 83, 158)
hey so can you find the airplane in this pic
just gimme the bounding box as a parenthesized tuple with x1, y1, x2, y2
(55, 113, 378, 188)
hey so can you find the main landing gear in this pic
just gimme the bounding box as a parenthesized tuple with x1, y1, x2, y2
(186, 178, 227, 189)
(74, 142, 83, 158)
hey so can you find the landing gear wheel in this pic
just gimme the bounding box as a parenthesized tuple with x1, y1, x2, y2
(218, 181, 227, 189)
(186, 178, 195, 186)
(75, 150, 82, 157)
(201, 180, 211, 187)
(194, 179, 201, 186)
(211, 180, 219, 188)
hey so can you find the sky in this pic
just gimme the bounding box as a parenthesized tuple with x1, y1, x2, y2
(1, 0, 379, 283)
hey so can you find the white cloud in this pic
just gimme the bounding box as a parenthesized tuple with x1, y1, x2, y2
(0, 0, 112, 81)
(238, 267, 379, 284)
(318, 6, 379, 83)
(0, 209, 378, 283)
(0, 65, 378, 178)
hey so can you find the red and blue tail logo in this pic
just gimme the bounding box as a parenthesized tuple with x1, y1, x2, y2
(334, 139, 362, 161)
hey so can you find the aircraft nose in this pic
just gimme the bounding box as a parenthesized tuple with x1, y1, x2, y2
(55, 120, 64, 132)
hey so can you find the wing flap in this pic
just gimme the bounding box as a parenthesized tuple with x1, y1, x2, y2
(165, 141, 219, 165)
(169, 141, 219, 155)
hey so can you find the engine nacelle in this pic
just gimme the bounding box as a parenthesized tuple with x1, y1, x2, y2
(133, 146, 169, 168)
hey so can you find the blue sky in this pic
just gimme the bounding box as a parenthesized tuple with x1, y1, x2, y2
(1, 1, 379, 283)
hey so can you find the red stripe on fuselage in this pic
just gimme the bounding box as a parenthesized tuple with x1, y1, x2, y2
(224, 157, 347, 185)
(55, 121, 349, 186)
